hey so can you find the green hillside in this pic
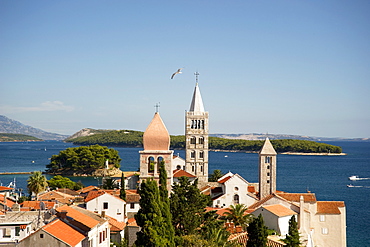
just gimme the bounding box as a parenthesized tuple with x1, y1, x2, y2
(67, 130, 342, 153)
(0, 133, 42, 142)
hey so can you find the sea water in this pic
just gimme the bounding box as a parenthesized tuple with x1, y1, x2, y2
(0, 141, 369, 247)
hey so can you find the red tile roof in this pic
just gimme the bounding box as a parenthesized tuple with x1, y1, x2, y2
(84, 190, 106, 203)
(21, 201, 55, 211)
(127, 217, 138, 227)
(107, 216, 126, 232)
(43, 219, 85, 246)
(0, 186, 13, 191)
(56, 205, 100, 229)
(0, 194, 15, 208)
(262, 204, 297, 217)
(77, 185, 99, 194)
(218, 176, 232, 184)
(317, 201, 345, 214)
(173, 169, 196, 178)
(276, 192, 317, 202)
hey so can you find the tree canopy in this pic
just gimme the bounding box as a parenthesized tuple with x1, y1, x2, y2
(247, 214, 268, 247)
(283, 216, 301, 247)
(46, 144, 121, 175)
(67, 129, 342, 153)
(27, 171, 48, 198)
(47, 175, 84, 190)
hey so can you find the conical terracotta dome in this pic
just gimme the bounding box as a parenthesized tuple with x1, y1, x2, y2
(143, 112, 170, 151)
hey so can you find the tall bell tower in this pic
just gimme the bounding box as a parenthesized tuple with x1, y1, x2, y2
(185, 72, 209, 185)
(258, 137, 277, 199)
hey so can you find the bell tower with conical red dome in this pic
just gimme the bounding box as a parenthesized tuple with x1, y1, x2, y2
(139, 111, 173, 191)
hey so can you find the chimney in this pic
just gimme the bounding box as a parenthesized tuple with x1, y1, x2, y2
(59, 210, 67, 220)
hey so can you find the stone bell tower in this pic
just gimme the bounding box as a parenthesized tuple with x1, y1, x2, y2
(185, 72, 209, 185)
(258, 137, 277, 199)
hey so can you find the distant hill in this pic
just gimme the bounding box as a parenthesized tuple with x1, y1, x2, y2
(0, 115, 69, 140)
(210, 133, 370, 142)
(0, 133, 42, 142)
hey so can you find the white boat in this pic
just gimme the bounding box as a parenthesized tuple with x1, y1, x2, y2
(349, 175, 361, 181)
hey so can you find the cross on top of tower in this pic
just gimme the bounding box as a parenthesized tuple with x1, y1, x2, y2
(194, 71, 200, 84)
(154, 102, 160, 113)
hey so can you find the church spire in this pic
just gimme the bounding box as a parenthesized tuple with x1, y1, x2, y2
(259, 137, 277, 155)
(189, 74, 205, 113)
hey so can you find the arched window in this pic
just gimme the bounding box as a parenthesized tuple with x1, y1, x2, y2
(199, 137, 204, 144)
(191, 151, 195, 159)
(199, 151, 204, 159)
(157, 156, 164, 164)
(148, 157, 155, 173)
(191, 120, 194, 129)
(190, 137, 196, 144)
(201, 120, 205, 129)
(197, 120, 201, 129)
(265, 156, 271, 163)
(233, 194, 240, 204)
(176, 165, 181, 170)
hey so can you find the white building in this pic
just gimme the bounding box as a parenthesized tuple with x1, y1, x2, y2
(85, 190, 126, 222)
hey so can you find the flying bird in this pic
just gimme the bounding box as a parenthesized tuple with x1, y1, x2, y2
(171, 68, 183, 79)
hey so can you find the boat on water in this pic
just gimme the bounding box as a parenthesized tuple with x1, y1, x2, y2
(348, 175, 370, 181)
(349, 175, 361, 181)
(347, 184, 363, 188)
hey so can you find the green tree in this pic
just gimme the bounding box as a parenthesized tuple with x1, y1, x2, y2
(102, 178, 119, 190)
(223, 204, 253, 230)
(119, 172, 126, 201)
(209, 169, 224, 182)
(283, 216, 301, 247)
(27, 171, 48, 199)
(170, 177, 210, 236)
(246, 214, 268, 247)
(48, 175, 84, 190)
(135, 179, 174, 247)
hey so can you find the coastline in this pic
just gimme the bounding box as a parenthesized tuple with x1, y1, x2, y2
(211, 149, 346, 156)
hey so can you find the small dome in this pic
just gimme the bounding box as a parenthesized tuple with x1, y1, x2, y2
(143, 112, 170, 150)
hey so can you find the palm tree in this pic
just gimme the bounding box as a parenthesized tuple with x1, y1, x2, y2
(27, 171, 48, 200)
(223, 204, 253, 230)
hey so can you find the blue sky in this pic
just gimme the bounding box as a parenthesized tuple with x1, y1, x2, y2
(1, 1, 369, 138)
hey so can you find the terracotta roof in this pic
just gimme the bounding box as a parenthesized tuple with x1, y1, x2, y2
(84, 190, 106, 203)
(317, 201, 345, 214)
(248, 186, 256, 193)
(218, 176, 232, 184)
(21, 201, 55, 210)
(43, 219, 85, 246)
(56, 205, 100, 229)
(0, 186, 13, 191)
(173, 169, 196, 178)
(276, 192, 317, 203)
(0, 194, 15, 208)
(126, 194, 140, 203)
(249, 194, 275, 209)
(56, 188, 80, 196)
(127, 217, 138, 226)
(143, 112, 170, 150)
(77, 185, 99, 194)
(38, 191, 75, 204)
(262, 204, 297, 217)
(107, 216, 126, 232)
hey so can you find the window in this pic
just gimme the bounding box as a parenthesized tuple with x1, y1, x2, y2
(321, 228, 328, 235)
(191, 151, 195, 158)
(267, 165, 270, 169)
(233, 194, 240, 204)
(192, 165, 195, 172)
(148, 157, 155, 173)
(157, 157, 164, 165)
(176, 165, 181, 170)
(234, 187, 239, 191)
(319, 215, 325, 222)
(265, 156, 271, 163)
(190, 137, 196, 144)
(267, 180, 270, 184)
(199, 151, 204, 159)
(199, 137, 204, 144)
(103, 202, 108, 210)
(40, 233, 44, 239)
(267, 172, 270, 176)
(3, 228, 11, 238)
(15, 227, 20, 237)
(130, 203, 135, 209)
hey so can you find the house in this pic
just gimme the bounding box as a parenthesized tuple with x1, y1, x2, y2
(38, 190, 75, 204)
(210, 172, 258, 208)
(251, 204, 297, 236)
(56, 205, 110, 247)
(20, 201, 56, 211)
(249, 192, 346, 247)
(125, 191, 140, 219)
(173, 169, 197, 183)
(85, 190, 126, 222)
(18, 218, 86, 247)
(107, 216, 126, 244)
